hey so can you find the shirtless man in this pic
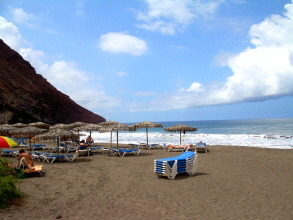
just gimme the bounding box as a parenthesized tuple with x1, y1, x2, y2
(18, 149, 35, 169)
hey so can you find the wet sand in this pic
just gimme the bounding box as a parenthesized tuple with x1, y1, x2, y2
(1, 143, 293, 220)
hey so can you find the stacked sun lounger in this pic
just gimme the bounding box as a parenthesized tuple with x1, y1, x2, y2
(154, 151, 198, 180)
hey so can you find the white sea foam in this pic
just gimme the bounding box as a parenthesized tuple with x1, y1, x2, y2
(81, 132, 293, 149)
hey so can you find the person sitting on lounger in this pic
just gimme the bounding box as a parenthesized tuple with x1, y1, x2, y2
(79, 140, 88, 150)
(18, 149, 35, 169)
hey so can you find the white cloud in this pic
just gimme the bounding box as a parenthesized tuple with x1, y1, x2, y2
(186, 82, 202, 92)
(11, 8, 36, 24)
(214, 51, 235, 66)
(136, 0, 223, 35)
(69, 90, 122, 109)
(135, 1, 293, 111)
(0, 16, 21, 51)
(98, 32, 148, 56)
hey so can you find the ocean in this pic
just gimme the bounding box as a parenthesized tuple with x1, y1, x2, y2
(83, 118, 293, 149)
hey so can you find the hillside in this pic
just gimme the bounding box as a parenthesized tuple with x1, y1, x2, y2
(0, 39, 105, 124)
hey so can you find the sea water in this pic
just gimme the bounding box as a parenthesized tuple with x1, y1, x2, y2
(82, 118, 293, 149)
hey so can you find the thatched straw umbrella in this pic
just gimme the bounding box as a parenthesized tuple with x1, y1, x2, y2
(99, 123, 131, 148)
(66, 122, 87, 130)
(12, 126, 47, 152)
(29, 122, 51, 129)
(11, 123, 28, 128)
(36, 129, 80, 155)
(49, 123, 69, 130)
(72, 123, 101, 147)
(98, 121, 120, 147)
(66, 122, 88, 145)
(0, 124, 14, 136)
(133, 121, 162, 145)
(164, 124, 198, 145)
(28, 122, 51, 145)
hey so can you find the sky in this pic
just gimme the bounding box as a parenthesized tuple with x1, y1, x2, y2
(0, 0, 293, 123)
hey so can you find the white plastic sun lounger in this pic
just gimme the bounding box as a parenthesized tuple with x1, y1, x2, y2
(154, 151, 198, 180)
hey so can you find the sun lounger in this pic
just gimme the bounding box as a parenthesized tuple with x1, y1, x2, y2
(91, 146, 102, 154)
(23, 165, 44, 177)
(147, 144, 160, 150)
(16, 157, 44, 176)
(102, 147, 112, 155)
(58, 143, 77, 153)
(1, 150, 17, 156)
(32, 144, 47, 150)
(32, 151, 51, 162)
(139, 143, 147, 149)
(76, 146, 90, 156)
(154, 151, 198, 180)
(17, 138, 28, 147)
(44, 154, 76, 163)
(195, 142, 208, 153)
(117, 148, 140, 157)
(108, 148, 127, 156)
(166, 144, 192, 152)
(32, 152, 76, 163)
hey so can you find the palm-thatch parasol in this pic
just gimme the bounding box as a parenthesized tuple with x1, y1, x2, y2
(0, 124, 15, 136)
(99, 123, 131, 148)
(12, 126, 47, 152)
(36, 129, 80, 155)
(29, 122, 51, 129)
(72, 123, 101, 147)
(28, 122, 50, 144)
(164, 124, 198, 145)
(49, 123, 70, 130)
(11, 123, 28, 128)
(98, 121, 120, 147)
(133, 121, 162, 145)
(66, 122, 88, 130)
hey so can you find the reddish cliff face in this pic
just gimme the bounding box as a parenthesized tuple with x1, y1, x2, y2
(0, 40, 105, 124)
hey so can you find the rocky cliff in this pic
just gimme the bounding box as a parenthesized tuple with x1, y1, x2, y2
(0, 39, 105, 124)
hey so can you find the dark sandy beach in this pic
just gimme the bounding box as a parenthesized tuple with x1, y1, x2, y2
(1, 143, 293, 220)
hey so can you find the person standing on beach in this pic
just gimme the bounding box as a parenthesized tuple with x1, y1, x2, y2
(86, 135, 93, 146)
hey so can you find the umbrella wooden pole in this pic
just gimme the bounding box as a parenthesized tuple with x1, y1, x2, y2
(146, 127, 148, 146)
(110, 131, 113, 148)
(89, 130, 92, 149)
(29, 135, 32, 153)
(57, 136, 60, 156)
(116, 130, 118, 149)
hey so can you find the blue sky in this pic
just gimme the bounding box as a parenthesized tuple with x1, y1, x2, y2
(1, 0, 293, 123)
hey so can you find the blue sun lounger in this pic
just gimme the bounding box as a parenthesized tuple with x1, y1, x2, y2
(45, 154, 77, 163)
(154, 151, 198, 180)
(117, 148, 140, 157)
(32, 144, 47, 150)
(1, 150, 18, 156)
(33, 152, 76, 163)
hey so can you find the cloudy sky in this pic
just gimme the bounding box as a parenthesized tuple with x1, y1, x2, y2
(1, 0, 293, 123)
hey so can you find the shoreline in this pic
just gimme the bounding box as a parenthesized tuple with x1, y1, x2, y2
(1, 142, 293, 219)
